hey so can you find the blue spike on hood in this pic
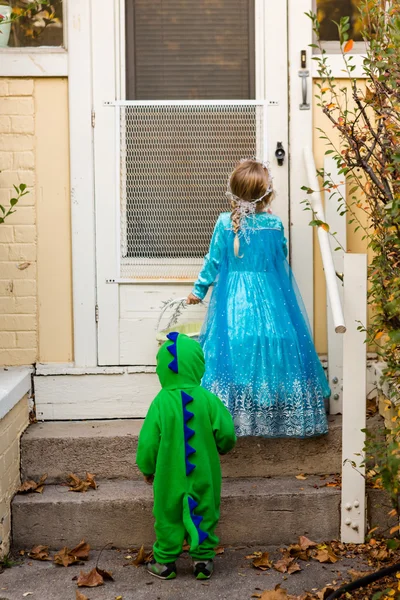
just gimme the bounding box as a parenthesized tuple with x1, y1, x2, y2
(166, 332, 179, 374)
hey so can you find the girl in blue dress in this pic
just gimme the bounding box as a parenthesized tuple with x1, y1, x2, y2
(187, 158, 329, 438)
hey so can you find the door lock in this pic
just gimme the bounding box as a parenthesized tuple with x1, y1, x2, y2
(275, 142, 285, 166)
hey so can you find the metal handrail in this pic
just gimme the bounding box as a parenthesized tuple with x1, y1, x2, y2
(303, 147, 346, 334)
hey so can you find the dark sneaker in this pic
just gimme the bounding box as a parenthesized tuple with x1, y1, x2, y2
(193, 560, 214, 580)
(146, 559, 177, 580)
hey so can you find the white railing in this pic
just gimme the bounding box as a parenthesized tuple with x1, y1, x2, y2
(303, 147, 346, 334)
(304, 148, 367, 544)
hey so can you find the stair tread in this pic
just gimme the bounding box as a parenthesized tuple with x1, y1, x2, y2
(13, 475, 341, 505)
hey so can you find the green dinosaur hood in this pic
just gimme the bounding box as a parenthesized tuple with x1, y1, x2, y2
(156, 333, 205, 390)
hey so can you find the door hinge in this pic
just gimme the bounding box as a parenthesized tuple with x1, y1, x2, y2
(95, 304, 99, 323)
(91, 110, 96, 127)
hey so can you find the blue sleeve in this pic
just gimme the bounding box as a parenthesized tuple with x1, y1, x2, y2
(192, 216, 225, 300)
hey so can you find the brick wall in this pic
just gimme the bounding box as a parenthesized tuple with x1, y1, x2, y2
(0, 394, 29, 557)
(0, 79, 37, 366)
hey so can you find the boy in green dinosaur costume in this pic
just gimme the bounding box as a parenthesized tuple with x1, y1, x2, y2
(136, 332, 236, 580)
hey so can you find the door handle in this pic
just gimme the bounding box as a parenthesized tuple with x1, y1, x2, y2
(275, 142, 285, 166)
(299, 49, 310, 111)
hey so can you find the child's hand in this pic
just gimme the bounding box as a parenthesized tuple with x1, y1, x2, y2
(186, 293, 201, 305)
(144, 475, 154, 485)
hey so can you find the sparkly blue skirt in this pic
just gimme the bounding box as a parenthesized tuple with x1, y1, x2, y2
(199, 265, 330, 438)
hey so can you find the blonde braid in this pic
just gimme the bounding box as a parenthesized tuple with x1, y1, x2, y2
(230, 201, 242, 258)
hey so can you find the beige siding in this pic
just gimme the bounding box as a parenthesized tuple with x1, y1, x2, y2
(0, 394, 29, 557)
(36, 79, 73, 363)
(0, 78, 73, 366)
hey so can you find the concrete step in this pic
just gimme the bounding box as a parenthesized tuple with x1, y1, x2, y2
(21, 415, 342, 483)
(12, 476, 340, 550)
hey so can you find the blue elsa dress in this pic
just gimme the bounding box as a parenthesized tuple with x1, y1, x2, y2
(192, 212, 330, 438)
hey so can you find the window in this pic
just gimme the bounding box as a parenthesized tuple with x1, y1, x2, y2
(315, 0, 365, 53)
(0, 1, 63, 48)
(125, 0, 255, 100)
(317, 0, 362, 41)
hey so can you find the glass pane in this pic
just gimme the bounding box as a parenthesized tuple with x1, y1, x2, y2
(125, 0, 255, 100)
(5, 1, 63, 48)
(316, 0, 363, 41)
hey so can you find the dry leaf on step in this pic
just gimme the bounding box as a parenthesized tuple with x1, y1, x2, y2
(287, 561, 301, 575)
(316, 586, 336, 599)
(295, 474, 307, 481)
(132, 545, 152, 567)
(215, 546, 225, 555)
(68, 473, 97, 493)
(347, 569, 371, 581)
(76, 592, 89, 600)
(298, 536, 317, 551)
(86, 473, 97, 490)
(313, 547, 339, 564)
(253, 552, 272, 571)
(22, 593, 34, 597)
(259, 585, 290, 599)
(70, 541, 90, 561)
(54, 541, 90, 567)
(273, 556, 301, 574)
(28, 545, 52, 561)
(96, 568, 114, 581)
(18, 474, 48, 494)
(77, 568, 104, 588)
(246, 551, 262, 560)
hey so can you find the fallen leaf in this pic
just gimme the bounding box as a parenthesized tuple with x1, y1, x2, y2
(348, 568, 372, 581)
(215, 546, 225, 555)
(76, 592, 89, 600)
(316, 586, 336, 600)
(54, 541, 90, 567)
(22, 594, 33, 598)
(295, 474, 307, 481)
(260, 585, 290, 599)
(86, 473, 97, 490)
(299, 536, 318, 551)
(18, 474, 48, 494)
(252, 595, 262, 599)
(54, 547, 80, 567)
(390, 524, 400, 535)
(132, 545, 152, 567)
(68, 473, 92, 493)
(287, 561, 301, 575)
(115, 596, 123, 600)
(246, 551, 262, 560)
(273, 555, 301, 575)
(313, 547, 339, 564)
(97, 568, 114, 581)
(253, 552, 272, 571)
(71, 541, 90, 561)
(28, 545, 51, 561)
(77, 568, 104, 588)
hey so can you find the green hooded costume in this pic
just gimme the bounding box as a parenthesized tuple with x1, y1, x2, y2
(136, 332, 236, 564)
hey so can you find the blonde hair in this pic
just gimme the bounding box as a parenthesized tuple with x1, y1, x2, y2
(229, 159, 273, 257)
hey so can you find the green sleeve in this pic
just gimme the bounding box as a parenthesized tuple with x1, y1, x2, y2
(208, 393, 237, 455)
(136, 400, 161, 476)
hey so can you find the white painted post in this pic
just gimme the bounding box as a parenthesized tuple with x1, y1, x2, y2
(324, 156, 347, 414)
(341, 253, 367, 543)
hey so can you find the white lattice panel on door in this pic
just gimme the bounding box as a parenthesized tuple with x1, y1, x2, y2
(113, 101, 267, 280)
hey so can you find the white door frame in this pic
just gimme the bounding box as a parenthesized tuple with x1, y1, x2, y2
(68, 0, 314, 367)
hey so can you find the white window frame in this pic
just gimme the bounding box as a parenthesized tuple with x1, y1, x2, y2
(0, 0, 67, 77)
